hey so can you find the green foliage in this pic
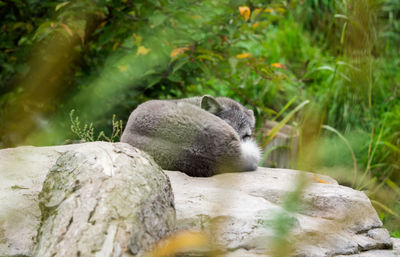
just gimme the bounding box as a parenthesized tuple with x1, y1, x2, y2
(1, 0, 400, 237)
(69, 109, 123, 142)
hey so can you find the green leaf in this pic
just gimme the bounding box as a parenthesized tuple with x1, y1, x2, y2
(383, 141, 400, 154)
(316, 65, 335, 72)
(167, 73, 182, 82)
(143, 69, 158, 76)
(371, 200, 400, 217)
(334, 14, 349, 20)
(172, 56, 189, 73)
(145, 75, 162, 88)
(18, 36, 28, 46)
(197, 55, 216, 63)
(386, 179, 400, 196)
(323, 125, 358, 187)
(149, 11, 168, 27)
(55, 1, 70, 11)
(261, 100, 310, 148)
(228, 57, 238, 75)
(272, 96, 297, 122)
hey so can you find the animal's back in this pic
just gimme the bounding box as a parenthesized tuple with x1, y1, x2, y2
(121, 96, 260, 176)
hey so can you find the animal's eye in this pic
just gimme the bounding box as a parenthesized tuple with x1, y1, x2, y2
(242, 134, 251, 140)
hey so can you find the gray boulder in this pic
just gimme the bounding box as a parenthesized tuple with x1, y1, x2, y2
(166, 169, 398, 257)
(0, 142, 175, 257)
(0, 142, 398, 257)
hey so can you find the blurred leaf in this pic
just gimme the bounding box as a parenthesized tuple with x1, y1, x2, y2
(383, 141, 400, 154)
(70, 19, 86, 44)
(275, 7, 286, 13)
(271, 63, 286, 69)
(55, 1, 70, 11)
(167, 73, 182, 82)
(261, 100, 310, 148)
(137, 46, 151, 56)
(251, 8, 263, 22)
(371, 200, 400, 217)
(239, 6, 251, 22)
(386, 179, 400, 196)
(149, 11, 168, 28)
(259, 144, 288, 166)
(334, 14, 349, 20)
(322, 125, 358, 187)
(12, 22, 25, 30)
(18, 37, 28, 46)
(228, 57, 238, 75)
(236, 52, 252, 59)
(172, 56, 189, 73)
(146, 76, 162, 88)
(196, 49, 223, 60)
(60, 23, 73, 37)
(170, 47, 189, 58)
(316, 65, 335, 72)
(33, 21, 54, 41)
(118, 65, 128, 72)
(197, 54, 216, 62)
(143, 231, 208, 257)
(272, 96, 297, 122)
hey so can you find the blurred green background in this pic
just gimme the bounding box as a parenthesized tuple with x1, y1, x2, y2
(1, 0, 399, 237)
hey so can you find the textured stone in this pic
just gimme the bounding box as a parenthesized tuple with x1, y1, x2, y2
(336, 238, 400, 257)
(0, 142, 175, 257)
(1, 143, 398, 257)
(0, 144, 76, 256)
(166, 169, 397, 257)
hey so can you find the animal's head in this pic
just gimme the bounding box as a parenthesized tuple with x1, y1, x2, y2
(200, 95, 255, 140)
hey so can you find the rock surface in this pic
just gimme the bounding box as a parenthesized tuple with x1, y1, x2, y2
(166, 169, 397, 257)
(0, 142, 175, 257)
(336, 238, 400, 257)
(0, 142, 398, 257)
(0, 144, 75, 256)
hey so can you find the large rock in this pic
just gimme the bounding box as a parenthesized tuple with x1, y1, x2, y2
(0, 144, 74, 256)
(0, 142, 398, 257)
(166, 169, 398, 257)
(0, 142, 175, 257)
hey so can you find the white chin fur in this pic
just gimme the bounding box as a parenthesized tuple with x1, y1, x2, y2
(240, 139, 261, 171)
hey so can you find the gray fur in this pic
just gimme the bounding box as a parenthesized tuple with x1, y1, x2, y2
(120, 95, 260, 177)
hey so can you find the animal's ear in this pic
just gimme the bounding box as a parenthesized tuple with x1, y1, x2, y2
(248, 109, 254, 117)
(201, 95, 223, 114)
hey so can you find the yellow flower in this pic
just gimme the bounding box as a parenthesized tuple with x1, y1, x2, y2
(271, 62, 286, 69)
(252, 22, 259, 29)
(170, 47, 190, 58)
(264, 8, 274, 13)
(236, 53, 252, 59)
(136, 46, 150, 56)
(238, 6, 251, 22)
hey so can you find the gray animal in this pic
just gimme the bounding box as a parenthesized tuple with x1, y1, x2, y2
(121, 95, 261, 177)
